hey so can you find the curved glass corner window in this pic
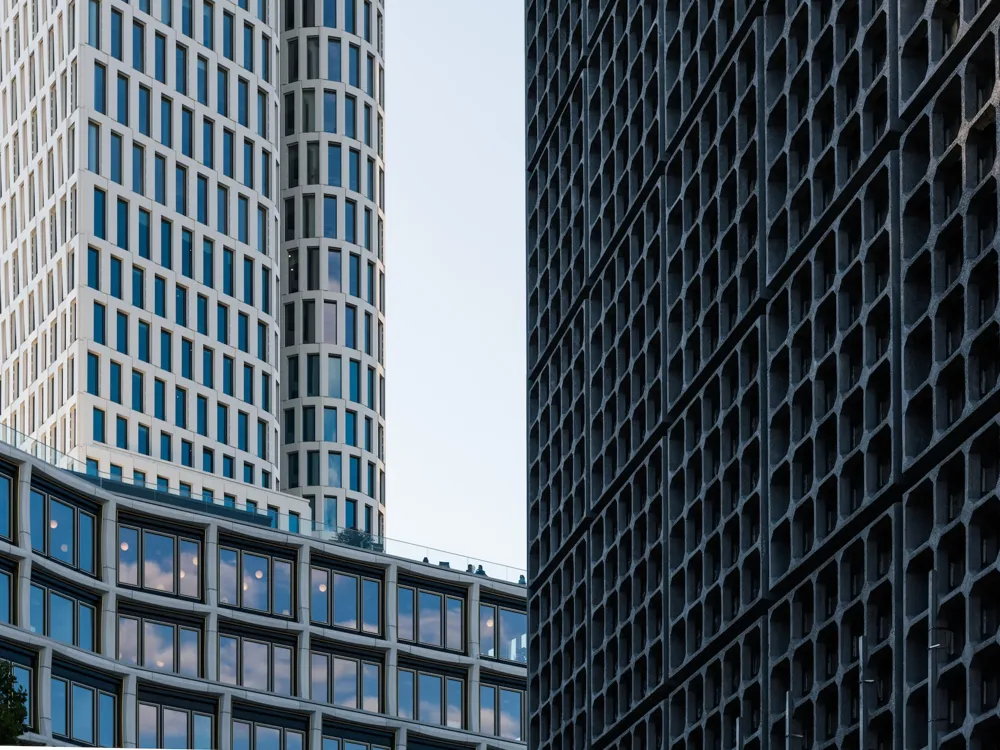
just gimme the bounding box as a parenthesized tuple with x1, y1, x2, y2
(397, 586, 465, 652)
(309, 566, 380, 634)
(480, 684, 524, 741)
(397, 668, 464, 729)
(117, 614, 201, 677)
(218, 633, 294, 695)
(29, 581, 97, 651)
(30, 488, 97, 575)
(0, 471, 12, 540)
(138, 701, 214, 749)
(218, 546, 294, 617)
(117, 523, 201, 598)
(50, 677, 117, 747)
(480, 604, 527, 664)
(231, 720, 304, 750)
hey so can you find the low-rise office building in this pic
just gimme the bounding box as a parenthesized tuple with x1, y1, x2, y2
(0, 440, 527, 749)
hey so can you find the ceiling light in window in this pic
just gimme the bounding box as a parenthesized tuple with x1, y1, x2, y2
(60, 543, 69, 552)
(255, 570, 263, 579)
(49, 519, 58, 529)
(120, 541, 129, 551)
(319, 583, 327, 593)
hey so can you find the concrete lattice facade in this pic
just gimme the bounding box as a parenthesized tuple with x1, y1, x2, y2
(279, 0, 387, 538)
(0, 442, 527, 749)
(526, 1, 1000, 749)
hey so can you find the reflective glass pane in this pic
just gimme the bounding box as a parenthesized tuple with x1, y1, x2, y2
(161, 707, 188, 748)
(397, 670, 414, 720)
(78, 603, 95, 651)
(144, 620, 175, 671)
(286, 731, 304, 750)
(417, 591, 442, 647)
(29, 585, 44, 634)
(273, 559, 292, 616)
(144, 531, 176, 592)
(193, 713, 213, 750)
(31, 491, 45, 552)
(310, 568, 329, 623)
(79, 513, 96, 574)
(273, 645, 293, 695)
(138, 703, 159, 748)
(310, 653, 328, 703)
(179, 627, 200, 677)
(51, 678, 68, 736)
(322, 739, 340, 750)
(0, 474, 10, 539)
(242, 639, 269, 690)
(179, 539, 200, 597)
(362, 663, 379, 712)
(242, 553, 269, 611)
(445, 597, 463, 651)
(71, 684, 95, 743)
(333, 573, 357, 629)
(219, 635, 238, 684)
(333, 658, 357, 708)
(219, 548, 238, 604)
(0, 571, 9, 623)
(232, 721, 251, 750)
(49, 499, 75, 564)
(99, 693, 116, 746)
(500, 688, 523, 740)
(480, 685, 496, 736)
(499, 608, 528, 663)
(48, 591, 75, 645)
(418, 673, 442, 725)
(344, 744, 365, 750)
(397, 588, 414, 641)
(446, 678, 463, 728)
(255, 725, 281, 750)
(118, 526, 139, 584)
(118, 616, 139, 663)
(480, 604, 495, 658)
(362, 579, 379, 633)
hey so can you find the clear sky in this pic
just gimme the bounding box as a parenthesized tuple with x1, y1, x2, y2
(383, 3, 527, 572)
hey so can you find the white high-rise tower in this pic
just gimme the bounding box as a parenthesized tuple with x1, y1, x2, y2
(0, 0, 285, 509)
(279, 0, 386, 538)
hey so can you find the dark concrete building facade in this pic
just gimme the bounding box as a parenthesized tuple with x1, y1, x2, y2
(525, 1, 1000, 749)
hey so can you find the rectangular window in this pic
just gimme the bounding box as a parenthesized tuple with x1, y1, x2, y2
(95, 63, 107, 113)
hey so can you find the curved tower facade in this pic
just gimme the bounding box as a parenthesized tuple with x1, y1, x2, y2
(280, 0, 386, 538)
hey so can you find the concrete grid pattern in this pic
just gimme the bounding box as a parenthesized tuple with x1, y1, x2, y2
(526, 1, 1000, 749)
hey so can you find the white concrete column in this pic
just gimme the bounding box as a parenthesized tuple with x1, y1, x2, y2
(308, 708, 323, 750)
(468, 661, 482, 735)
(16, 463, 33, 551)
(16, 558, 32, 631)
(122, 672, 138, 748)
(219, 692, 233, 750)
(394, 726, 406, 750)
(102, 589, 118, 660)
(36, 644, 53, 740)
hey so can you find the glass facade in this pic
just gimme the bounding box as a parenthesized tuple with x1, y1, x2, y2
(0, 454, 525, 748)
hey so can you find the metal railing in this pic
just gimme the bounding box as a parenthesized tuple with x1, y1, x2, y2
(0, 424, 528, 585)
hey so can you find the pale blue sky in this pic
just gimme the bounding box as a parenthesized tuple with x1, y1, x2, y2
(383, 3, 527, 571)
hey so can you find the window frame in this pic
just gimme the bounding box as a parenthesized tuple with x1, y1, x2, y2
(396, 585, 464, 653)
(29, 486, 99, 576)
(308, 649, 381, 712)
(116, 611, 203, 678)
(116, 521, 202, 600)
(218, 633, 295, 696)
(395, 666, 464, 730)
(217, 544, 295, 618)
(308, 564, 381, 635)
